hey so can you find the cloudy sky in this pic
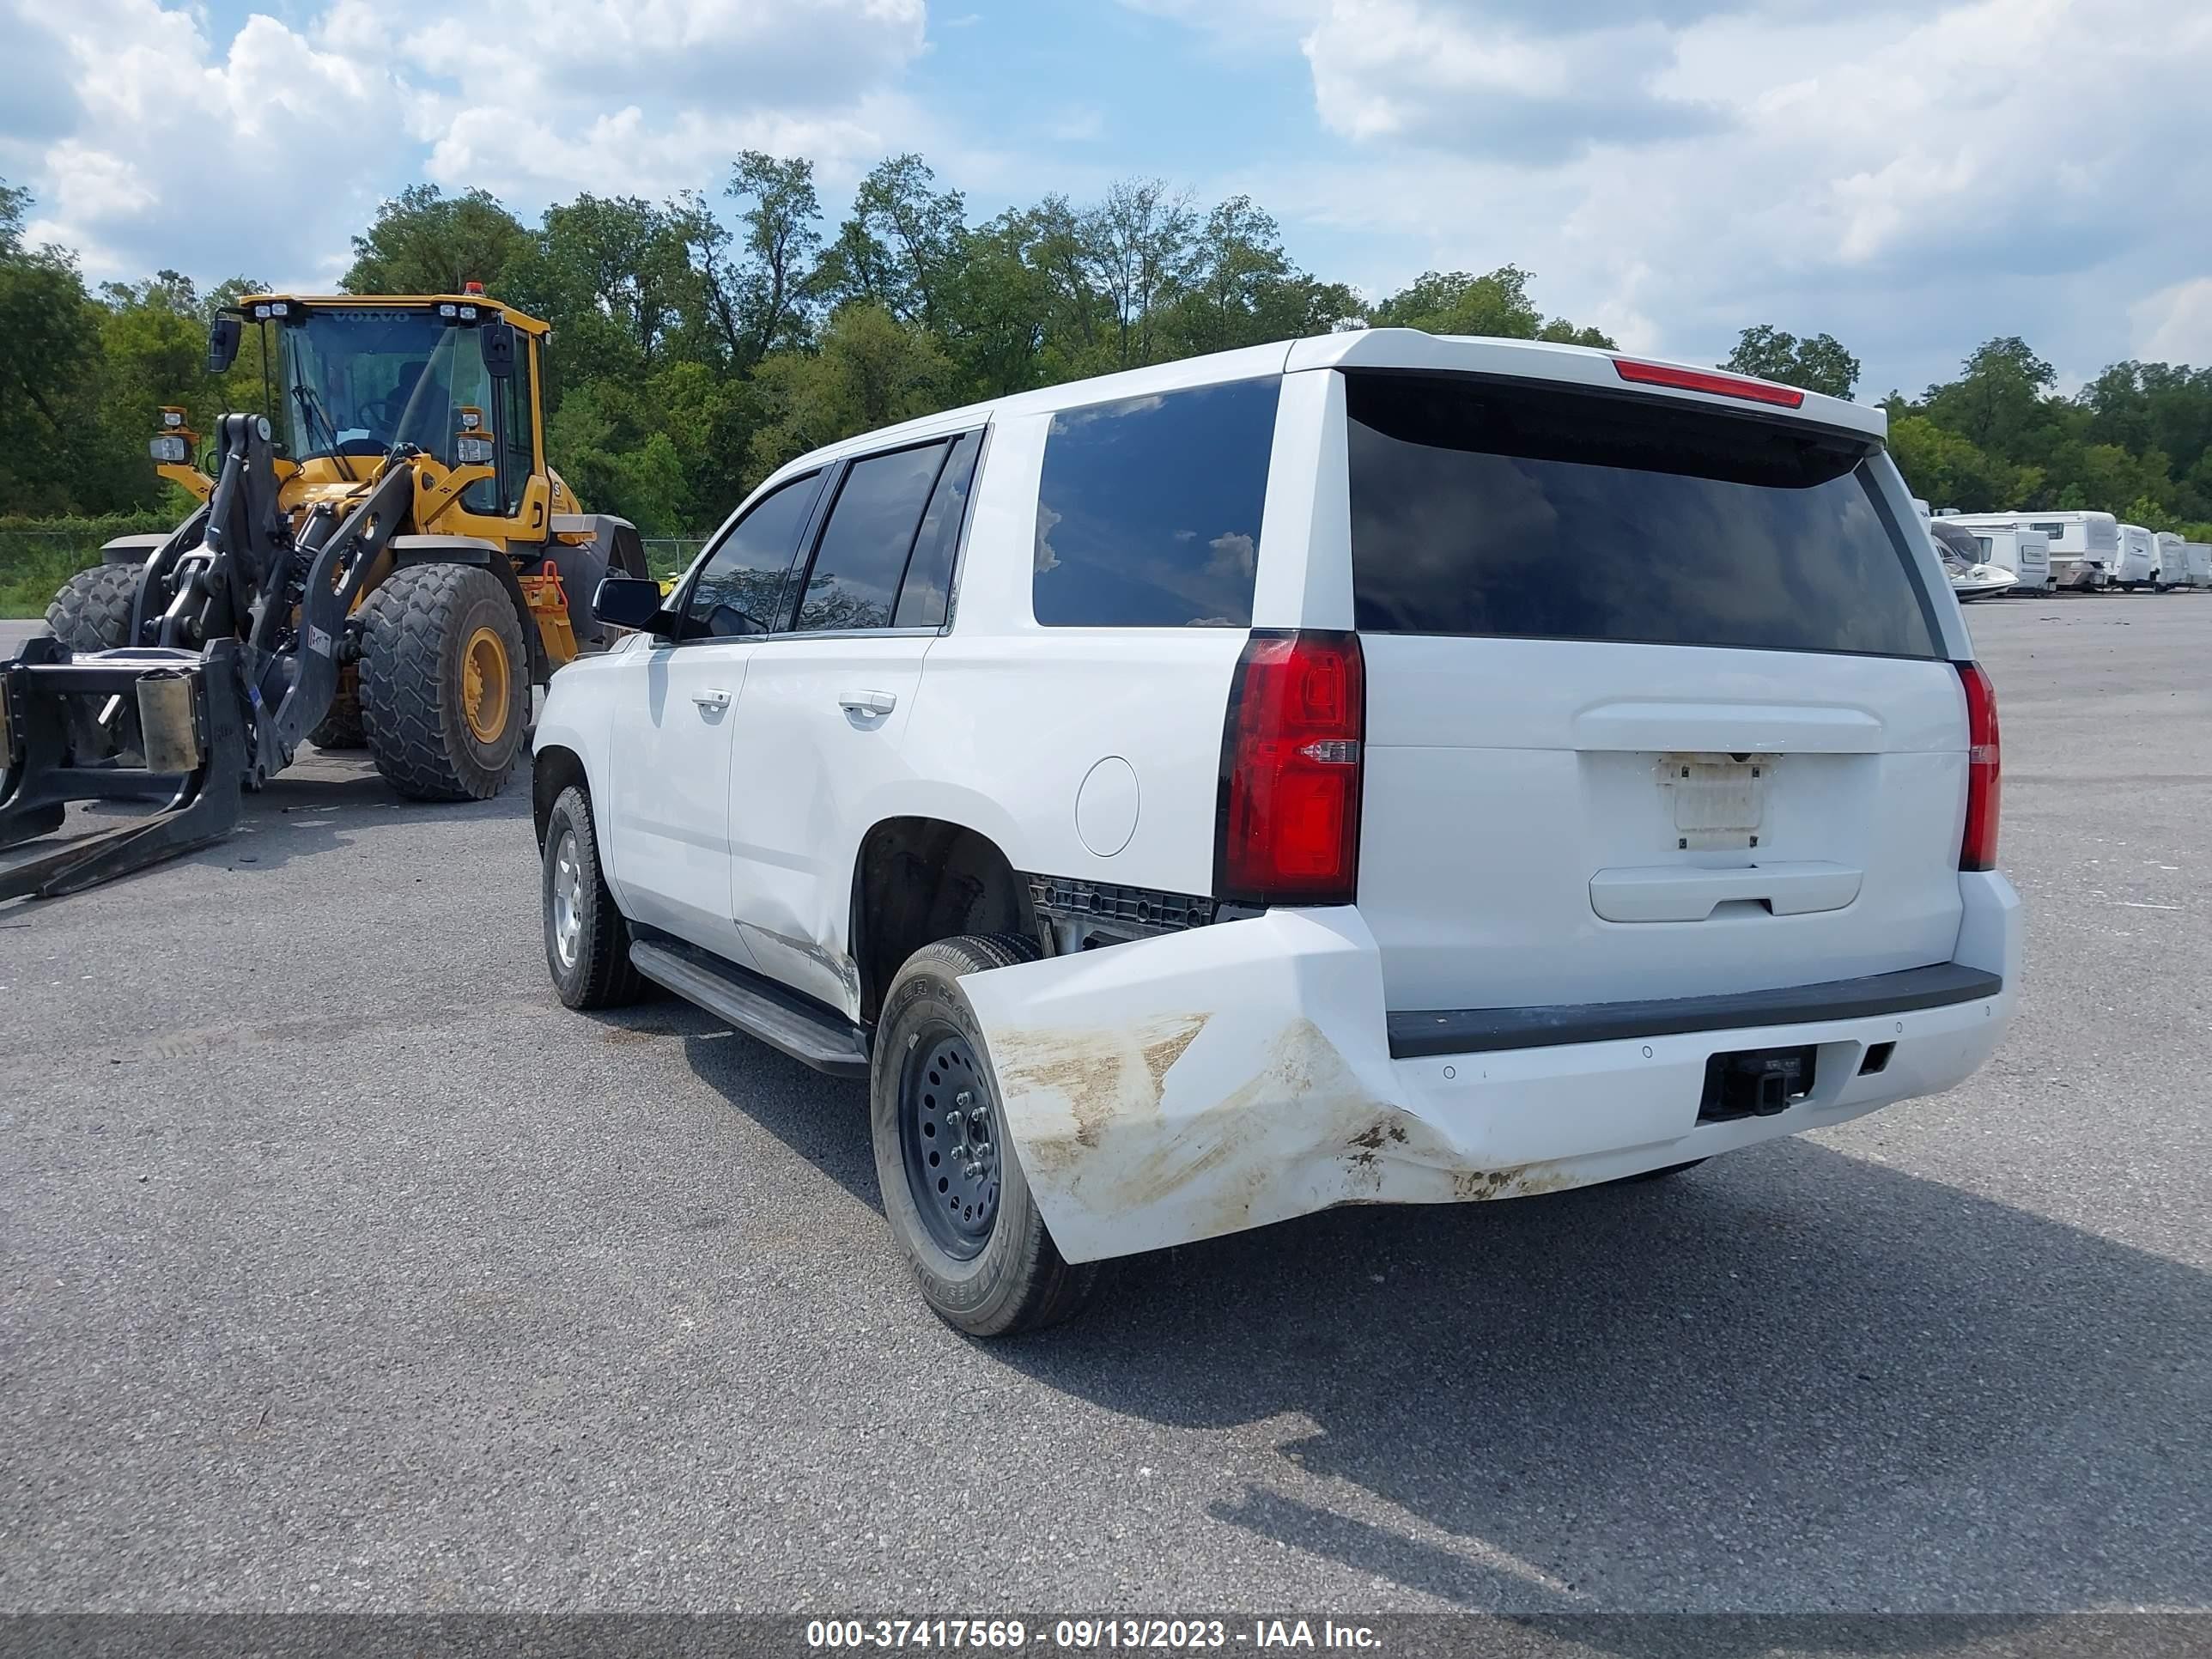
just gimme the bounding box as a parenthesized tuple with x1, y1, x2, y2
(3, 0, 2208, 398)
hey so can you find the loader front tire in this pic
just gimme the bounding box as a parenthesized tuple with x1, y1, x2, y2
(45, 564, 138, 653)
(359, 562, 528, 800)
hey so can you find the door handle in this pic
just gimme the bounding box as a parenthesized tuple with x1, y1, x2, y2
(691, 688, 732, 712)
(838, 689, 897, 716)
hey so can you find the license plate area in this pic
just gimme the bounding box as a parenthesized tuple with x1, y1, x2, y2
(1698, 1043, 1816, 1122)
(1660, 752, 1769, 851)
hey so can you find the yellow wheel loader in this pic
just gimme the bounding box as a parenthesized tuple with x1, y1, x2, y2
(0, 289, 647, 899)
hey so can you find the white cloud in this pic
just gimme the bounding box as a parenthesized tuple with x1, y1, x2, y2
(2132, 279, 2212, 368)
(1260, 0, 2212, 392)
(3, 0, 931, 285)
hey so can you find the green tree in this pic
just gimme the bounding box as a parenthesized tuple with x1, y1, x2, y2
(1723, 325, 1861, 398)
(0, 180, 121, 513)
(1368, 265, 1613, 347)
(1923, 337, 2057, 455)
(685, 152, 823, 368)
(1886, 414, 2040, 512)
(342, 184, 532, 295)
(1160, 196, 1356, 356)
(1082, 179, 1197, 370)
(746, 303, 954, 481)
(822, 154, 966, 335)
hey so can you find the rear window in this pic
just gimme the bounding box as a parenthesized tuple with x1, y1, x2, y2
(1032, 377, 1279, 628)
(1345, 372, 1942, 659)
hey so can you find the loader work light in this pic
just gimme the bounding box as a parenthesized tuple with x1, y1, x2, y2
(438, 303, 458, 318)
(149, 435, 189, 464)
(161, 408, 185, 428)
(455, 434, 495, 465)
(458, 408, 483, 431)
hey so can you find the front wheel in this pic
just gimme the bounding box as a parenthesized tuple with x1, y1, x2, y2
(359, 562, 530, 800)
(872, 933, 1102, 1337)
(540, 785, 647, 1009)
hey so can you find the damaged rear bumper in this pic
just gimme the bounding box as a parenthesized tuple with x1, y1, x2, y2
(959, 877, 2020, 1264)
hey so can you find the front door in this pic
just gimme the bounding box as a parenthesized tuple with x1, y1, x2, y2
(602, 468, 827, 962)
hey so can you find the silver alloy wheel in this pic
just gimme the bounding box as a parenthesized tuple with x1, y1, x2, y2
(550, 827, 584, 969)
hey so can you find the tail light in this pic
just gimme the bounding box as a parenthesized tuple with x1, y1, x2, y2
(1958, 661, 2001, 871)
(1216, 629, 1364, 905)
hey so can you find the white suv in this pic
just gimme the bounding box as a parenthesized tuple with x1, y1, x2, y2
(532, 330, 2020, 1335)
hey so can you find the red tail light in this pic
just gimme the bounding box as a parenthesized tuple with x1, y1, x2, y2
(1216, 630, 1364, 905)
(1613, 357, 1807, 409)
(1958, 661, 2001, 872)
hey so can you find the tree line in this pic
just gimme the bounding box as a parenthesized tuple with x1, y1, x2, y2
(4, 159, 2210, 542)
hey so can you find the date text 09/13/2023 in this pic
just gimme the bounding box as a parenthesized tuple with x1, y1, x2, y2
(804, 1620, 1383, 1650)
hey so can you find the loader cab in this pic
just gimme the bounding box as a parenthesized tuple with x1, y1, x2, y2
(259, 295, 547, 532)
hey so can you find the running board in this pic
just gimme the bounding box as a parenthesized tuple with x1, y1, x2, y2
(629, 939, 870, 1080)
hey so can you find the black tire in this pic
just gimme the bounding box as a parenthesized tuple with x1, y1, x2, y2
(44, 565, 143, 762)
(308, 665, 366, 750)
(44, 564, 138, 653)
(872, 932, 1102, 1337)
(540, 784, 646, 1010)
(358, 562, 529, 800)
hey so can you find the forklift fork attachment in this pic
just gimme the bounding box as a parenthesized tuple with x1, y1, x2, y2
(0, 638, 249, 902)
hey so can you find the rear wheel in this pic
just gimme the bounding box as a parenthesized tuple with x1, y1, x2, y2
(359, 562, 529, 800)
(872, 933, 1103, 1337)
(541, 785, 646, 1009)
(45, 564, 137, 653)
(44, 565, 143, 762)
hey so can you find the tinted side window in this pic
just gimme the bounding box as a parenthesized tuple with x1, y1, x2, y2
(895, 430, 982, 629)
(1033, 377, 1279, 628)
(684, 472, 823, 639)
(1345, 372, 1941, 659)
(793, 441, 950, 633)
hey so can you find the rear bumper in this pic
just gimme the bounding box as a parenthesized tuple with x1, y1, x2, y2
(962, 874, 2021, 1264)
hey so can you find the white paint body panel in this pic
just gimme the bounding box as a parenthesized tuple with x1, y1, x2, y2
(2186, 543, 2212, 587)
(2114, 524, 2158, 586)
(540, 328, 2022, 1264)
(2154, 532, 2190, 586)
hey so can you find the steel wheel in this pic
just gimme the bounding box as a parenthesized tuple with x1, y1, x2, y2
(899, 1024, 1001, 1260)
(549, 826, 584, 970)
(460, 623, 511, 743)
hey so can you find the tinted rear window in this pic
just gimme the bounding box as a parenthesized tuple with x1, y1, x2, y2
(1345, 372, 1941, 659)
(1033, 377, 1279, 628)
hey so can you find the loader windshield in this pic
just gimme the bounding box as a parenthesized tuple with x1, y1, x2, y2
(279, 309, 497, 469)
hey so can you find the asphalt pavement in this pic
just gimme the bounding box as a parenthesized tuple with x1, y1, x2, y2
(2, 596, 2208, 1613)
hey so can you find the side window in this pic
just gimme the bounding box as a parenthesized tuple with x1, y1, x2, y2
(894, 430, 982, 629)
(1032, 377, 1279, 628)
(793, 441, 950, 633)
(681, 472, 823, 640)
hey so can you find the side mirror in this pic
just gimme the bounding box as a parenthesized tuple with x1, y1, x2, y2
(592, 574, 668, 635)
(207, 316, 242, 374)
(479, 320, 517, 380)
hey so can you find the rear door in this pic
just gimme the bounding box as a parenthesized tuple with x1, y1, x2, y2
(1340, 369, 1968, 1013)
(725, 431, 983, 1017)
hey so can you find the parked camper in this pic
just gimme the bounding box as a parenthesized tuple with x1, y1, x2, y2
(2154, 531, 2189, 590)
(1968, 527, 2053, 593)
(2112, 524, 2157, 589)
(1939, 511, 2115, 591)
(2186, 542, 2212, 589)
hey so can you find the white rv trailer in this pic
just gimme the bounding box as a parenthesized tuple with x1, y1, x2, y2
(1966, 527, 2052, 593)
(2113, 524, 2158, 588)
(1938, 511, 2117, 590)
(2186, 542, 2212, 588)
(2153, 531, 2189, 589)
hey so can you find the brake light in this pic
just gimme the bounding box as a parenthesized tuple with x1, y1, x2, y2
(1958, 661, 2001, 872)
(1216, 630, 1364, 905)
(1613, 357, 1808, 409)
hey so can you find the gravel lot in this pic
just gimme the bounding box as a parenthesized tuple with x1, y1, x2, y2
(2, 597, 2208, 1613)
